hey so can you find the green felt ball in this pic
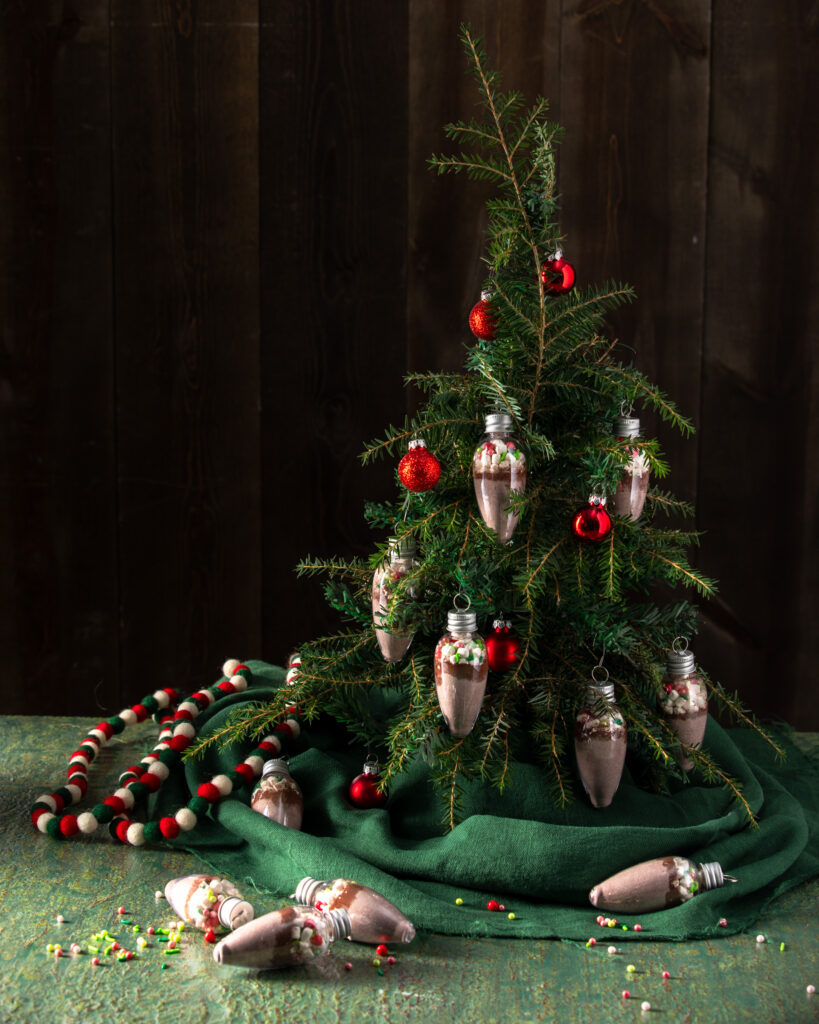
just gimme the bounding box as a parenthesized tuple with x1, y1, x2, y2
(79, 743, 96, 758)
(45, 816, 63, 838)
(54, 786, 73, 805)
(187, 796, 210, 816)
(93, 803, 115, 824)
(228, 770, 246, 789)
(107, 716, 126, 735)
(141, 695, 159, 714)
(158, 749, 180, 766)
(143, 821, 162, 843)
(127, 782, 149, 802)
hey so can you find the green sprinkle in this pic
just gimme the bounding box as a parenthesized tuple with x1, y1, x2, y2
(780, 942, 786, 952)
(88, 945, 99, 953)
(122, 919, 132, 924)
(161, 963, 169, 970)
(132, 926, 140, 933)
(163, 948, 181, 955)
(156, 928, 169, 935)
(622, 925, 628, 931)
(158, 936, 169, 943)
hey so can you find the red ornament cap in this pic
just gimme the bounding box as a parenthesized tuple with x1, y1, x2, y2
(398, 439, 441, 493)
(541, 251, 576, 295)
(349, 759, 389, 809)
(468, 292, 497, 341)
(572, 496, 612, 543)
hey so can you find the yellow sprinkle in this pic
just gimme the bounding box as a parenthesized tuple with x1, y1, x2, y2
(372, 957, 381, 967)
(455, 898, 464, 906)
(626, 964, 636, 973)
(508, 913, 516, 920)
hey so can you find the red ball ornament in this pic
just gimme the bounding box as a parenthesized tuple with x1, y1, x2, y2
(468, 291, 497, 340)
(541, 251, 576, 295)
(398, 439, 441, 493)
(348, 759, 388, 809)
(572, 496, 612, 543)
(485, 618, 521, 673)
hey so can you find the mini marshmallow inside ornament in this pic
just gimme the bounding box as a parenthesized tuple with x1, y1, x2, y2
(398, 439, 441, 493)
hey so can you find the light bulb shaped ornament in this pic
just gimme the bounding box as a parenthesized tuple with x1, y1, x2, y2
(293, 876, 416, 945)
(572, 493, 612, 543)
(573, 666, 627, 808)
(398, 439, 441, 493)
(164, 875, 255, 933)
(610, 408, 650, 521)
(469, 289, 497, 340)
(658, 637, 709, 771)
(285, 651, 301, 687)
(473, 412, 527, 543)
(589, 857, 737, 914)
(213, 904, 351, 970)
(372, 535, 420, 663)
(250, 758, 303, 829)
(349, 758, 389, 808)
(433, 594, 488, 738)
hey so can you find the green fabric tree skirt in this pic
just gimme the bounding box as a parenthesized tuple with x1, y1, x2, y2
(157, 661, 819, 941)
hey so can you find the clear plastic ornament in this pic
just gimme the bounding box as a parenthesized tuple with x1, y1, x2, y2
(294, 876, 416, 945)
(589, 856, 736, 913)
(472, 412, 526, 543)
(658, 637, 708, 771)
(610, 410, 650, 521)
(573, 668, 627, 808)
(433, 594, 488, 738)
(213, 904, 351, 970)
(250, 758, 303, 829)
(371, 536, 420, 663)
(164, 875, 255, 933)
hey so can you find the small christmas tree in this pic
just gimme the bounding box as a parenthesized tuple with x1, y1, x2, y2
(209, 27, 776, 828)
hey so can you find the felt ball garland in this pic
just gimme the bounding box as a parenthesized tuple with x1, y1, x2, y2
(30, 660, 303, 846)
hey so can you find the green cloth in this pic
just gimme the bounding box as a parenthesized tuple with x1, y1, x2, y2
(158, 661, 819, 941)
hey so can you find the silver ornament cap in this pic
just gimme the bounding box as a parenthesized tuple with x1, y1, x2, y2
(484, 412, 514, 434)
(666, 637, 696, 676)
(447, 610, 477, 633)
(698, 862, 727, 892)
(261, 758, 292, 780)
(613, 415, 641, 438)
(388, 535, 417, 559)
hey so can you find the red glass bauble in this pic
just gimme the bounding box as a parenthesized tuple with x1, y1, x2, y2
(468, 298, 497, 340)
(485, 619, 521, 672)
(572, 501, 612, 543)
(541, 256, 576, 295)
(398, 441, 441, 493)
(348, 762, 388, 809)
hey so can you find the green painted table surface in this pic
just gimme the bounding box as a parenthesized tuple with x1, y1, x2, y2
(2, 716, 818, 1024)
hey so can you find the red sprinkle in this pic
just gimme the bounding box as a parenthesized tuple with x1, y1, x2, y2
(204, 929, 217, 944)
(662, 970, 671, 979)
(117, 906, 126, 915)
(634, 924, 643, 932)
(344, 962, 353, 971)
(587, 937, 597, 947)
(387, 956, 396, 965)
(376, 944, 389, 957)
(622, 990, 630, 999)
(719, 918, 728, 927)
(487, 900, 500, 912)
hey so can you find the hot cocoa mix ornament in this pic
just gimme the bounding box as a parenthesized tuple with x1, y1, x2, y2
(472, 413, 527, 543)
(610, 411, 650, 521)
(164, 875, 255, 932)
(372, 535, 420, 663)
(213, 904, 351, 970)
(589, 856, 736, 914)
(433, 595, 488, 738)
(294, 876, 416, 945)
(658, 637, 708, 771)
(573, 669, 627, 808)
(250, 758, 303, 829)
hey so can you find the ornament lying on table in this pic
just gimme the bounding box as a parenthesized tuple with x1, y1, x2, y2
(589, 856, 737, 913)
(164, 875, 255, 932)
(250, 758, 303, 829)
(293, 876, 416, 945)
(213, 905, 351, 970)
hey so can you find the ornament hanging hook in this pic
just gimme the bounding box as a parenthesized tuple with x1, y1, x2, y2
(591, 647, 608, 684)
(620, 398, 634, 418)
(672, 636, 689, 654)
(453, 592, 472, 613)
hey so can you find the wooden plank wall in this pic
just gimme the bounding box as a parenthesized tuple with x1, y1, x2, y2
(0, 1, 816, 726)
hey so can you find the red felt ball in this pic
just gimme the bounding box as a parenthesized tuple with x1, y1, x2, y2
(485, 621, 521, 673)
(217, 680, 236, 693)
(468, 298, 497, 340)
(115, 820, 132, 843)
(541, 255, 576, 295)
(234, 763, 255, 783)
(140, 772, 161, 792)
(169, 735, 190, 752)
(256, 740, 277, 754)
(159, 816, 180, 839)
(349, 769, 388, 809)
(131, 703, 149, 721)
(398, 442, 441, 493)
(59, 814, 80, 837)
(97, 721, 114, 739)
(31, 807, 49, 827)
(197, 782, 221, 803)
(104, 795, 126, 814)
(274, 721, 294, 739)
(571, 502, 612, 543)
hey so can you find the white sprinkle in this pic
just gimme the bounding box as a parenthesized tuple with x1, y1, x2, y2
(641, 1001, 651, 1012)
(756, 934, 766, 944)
(807, 985, 816, 995)
(155, 891, 164, 899)
(56, 915, 65, 924)
(607, 945, 617, 954)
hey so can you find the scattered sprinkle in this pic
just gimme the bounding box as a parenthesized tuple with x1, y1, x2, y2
(499, 905, 505, 912)
(132, 926, 140, 933)
(622, 990, 630, 999)
(641, 1001, 651, 1012)
(372, 957, 381, 967)
(91, 957, 100, 967)
(587, 937, 597, 947)
(344, 962, 353, 971)
(662, 970, 671, 979)
(56, 915, 65, 924)
(163, 948, 181, 956)
(596, 915, 605, 925)
(626, 964, 636, 973)
(718, 918, 727, 928)
(122, 919, 132, 925)
(756, 934, 766, 944)
(387, 956, 396, 965)
(147, 927, 156, 935)
(622, 925, 628, 931)
(487, 900, 500, 912)
(507, 912, 516, 920)
(167, 940, 177, 950)
(137, 938, 147, 949)
(161, 963, 169, 970)
(634, 924, 643, 932)
(780, 942, 786, 952)
(807, 985, 815, 995)
(204, 929, 217, 944)
(117, 907, 126, 915)
(608, 919, 617, 928)
(455, 898, 464, 906)
(608, 946, 617, 955)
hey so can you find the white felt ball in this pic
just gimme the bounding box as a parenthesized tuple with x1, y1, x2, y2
(223, 658, 241, 677)
(230, 674, 248, 692)
(37, 813, 56, 833)
(114, 787, 136, 809)
(244, 755, 265, 774)
(126, 823, 146, 846)
(178, 700, 198, 717)
(211, 775, 233, 796)
(65, 784, 83, 802)
(119, 709, 138, 727)
(153, 689, 171, 708)
(285, 718, 301, 738)
(146, 761, 170, 781)
(173, 721, 196, 739)
(175, 808, 198, 831)
(77, 812, 99, 834)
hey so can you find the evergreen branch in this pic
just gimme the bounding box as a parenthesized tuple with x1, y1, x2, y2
(428, 153, 513, 182)
(296, 557, 371, 580)
(688, 747, 757, 825)
(468, 348, 526, 429)
(701, 674, 785, 758)
(523, 538, 566, 594)
(508, 98, 548, 160)
(646, 490, 696, 519)
(645, 551, 718, 597)
(362, 418, 477, 462)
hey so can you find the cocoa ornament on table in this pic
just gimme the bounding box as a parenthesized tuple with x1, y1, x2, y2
(589, 856, 736, 914)
(398, 438, 441, 493)
(433, 594, 488, 738)
(658, 637, 709, 771)
(472, 412, 526, 543)
(349, 758, 389, 809)
(372, 535, 420, 663)
(610, 411, 650, 521)
(250, 758, 303, 829)
(294, 876, 416, 945)
(164, 875, 255, 933)
(213, 905, 351, 970)
(573, 668, 627, 808)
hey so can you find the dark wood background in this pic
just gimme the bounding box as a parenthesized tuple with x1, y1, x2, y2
(1, 1, 816, 727)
